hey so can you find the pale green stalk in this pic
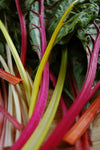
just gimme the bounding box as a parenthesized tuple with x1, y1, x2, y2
(4, 86, 13, 147)
(22, 48, 67, 150)
(0, 55, 22, 144)
(0, 20, 31, 105)
(0, 55, 22, 124)
(29, 0, 79, 118)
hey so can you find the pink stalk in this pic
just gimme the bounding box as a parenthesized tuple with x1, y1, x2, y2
(0, 80, 8, 149)
(49, 70, 67, 116)
(40, 25, 100, 150)
(10, 64, 49, 150)
(10, 0, 49, 149)
(0, 89, 4, 137)
(0, 84, 22, 131)
(15, 0, 27, 66)
(0, 105, 23, 130)
(0, 119, 6, 150)
(68, 64, 79, 98)
(40, 0, 47, 55)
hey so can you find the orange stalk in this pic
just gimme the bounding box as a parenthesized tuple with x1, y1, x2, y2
(0, 68, 22, 85)
(63, 95, 100, 145)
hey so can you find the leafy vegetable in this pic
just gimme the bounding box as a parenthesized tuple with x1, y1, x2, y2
(46, 0, 99, 45)
(40, 4, 100, 150)
(0, 0, 100, 150)
(28, 0, 79, 118)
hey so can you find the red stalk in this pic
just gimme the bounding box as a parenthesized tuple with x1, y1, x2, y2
(63, 95, 100, 145)
(74, 139, 83, 150)
(0, 69, 22, 85)
(82, 131, 91, 150)
(15, 0, 27, 66)
(40, 25, 100, 150)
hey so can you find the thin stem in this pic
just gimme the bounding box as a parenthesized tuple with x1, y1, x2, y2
(15, 0, 27, 66)
(29, 23, 40, 30)
(30, 9, 40, 16)
(44, 0, 61, 10)
(40, 0, 47, 55)
(0, 105, 23, 130)
(0, 80, 8, 148)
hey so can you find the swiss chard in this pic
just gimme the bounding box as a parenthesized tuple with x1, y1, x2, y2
(0, 0, 100, 150)
(40, 8, 100, 150)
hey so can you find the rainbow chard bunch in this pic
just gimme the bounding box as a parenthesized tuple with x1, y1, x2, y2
(0, 0, 100, 150)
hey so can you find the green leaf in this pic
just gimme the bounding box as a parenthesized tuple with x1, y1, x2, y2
(77, 18, 100, 52)
(45, 0, 99, 45)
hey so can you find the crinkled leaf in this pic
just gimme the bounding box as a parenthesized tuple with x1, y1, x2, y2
(77, 18, 100, 53)
(45, 0, 99, 45)
(77, 16, 100, 86)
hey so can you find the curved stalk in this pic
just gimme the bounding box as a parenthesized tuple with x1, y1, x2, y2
(40, 23, 100, 150)
(29, 0, 78, 118)
(15, 0, 27, 66)
(0, 20, 31, 105)
(22, 48, 67, 150)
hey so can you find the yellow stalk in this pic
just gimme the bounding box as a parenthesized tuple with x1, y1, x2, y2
(0, 20, 31, 105)
(22, 48, 67, 150)
(29, 0, 79, 118)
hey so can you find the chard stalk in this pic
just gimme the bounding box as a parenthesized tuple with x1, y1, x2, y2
(10, 1, 49, 149)
(29, 0, 78, 118)
(0, 105, 23, 130)
(63, 95, 100, 145)
(15, 0, 27, 66)
(40, 23, 100, 150)
(0, 20, 31, 105)
(0, 68, 22, 85)
(22, 48, 67, 150)
(0, 80, 7, 149)
(0, 56, 22, 129)
(49, 70, 67, 116)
